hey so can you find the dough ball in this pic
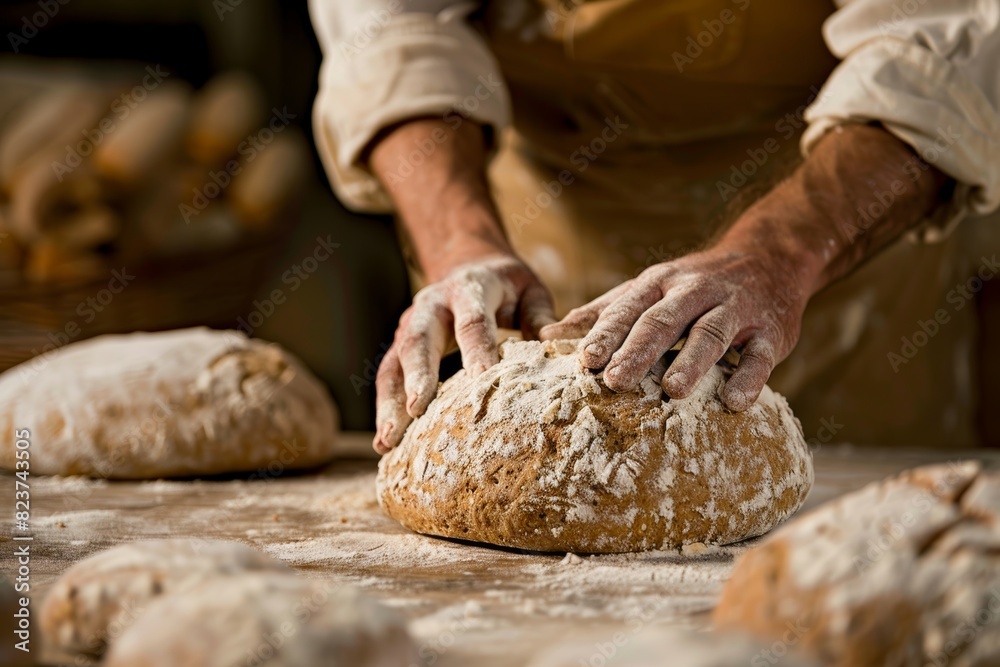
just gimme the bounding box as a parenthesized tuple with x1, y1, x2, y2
(0, 327, 339, 478)
(377, 339, 812, 553)
(713, 462, 1000, 667)
(40, 538, 288, 655)
(529, 626, 820, 667)
(1, 574, 32, 666)
(103, 573, 420, 667)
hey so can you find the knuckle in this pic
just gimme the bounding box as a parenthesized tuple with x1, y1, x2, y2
(455, 311, 490, 338)
(375, 354, 400, 383)
(638, 309, 679, 337)
(691, 319, 730, 348)
(740, 343, 775, 368)
(565, 305, 596, 323)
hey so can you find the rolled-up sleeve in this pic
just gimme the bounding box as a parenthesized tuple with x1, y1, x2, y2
(308, 0, 510, 212)
(801, 0, 1000, 241)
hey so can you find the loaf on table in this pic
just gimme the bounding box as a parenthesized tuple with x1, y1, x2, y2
(40, 539, 288, 655)
(0, 327, 340, 478)
(378, 338, 813, 553)
(714, 462, 1000, 667)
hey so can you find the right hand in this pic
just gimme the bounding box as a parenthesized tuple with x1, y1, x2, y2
(373, 255, 555, 453)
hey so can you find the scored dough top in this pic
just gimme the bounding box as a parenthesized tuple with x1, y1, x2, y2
(378, 338, 813, 553)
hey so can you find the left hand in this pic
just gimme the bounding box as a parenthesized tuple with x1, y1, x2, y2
(539, 245, 808, 411)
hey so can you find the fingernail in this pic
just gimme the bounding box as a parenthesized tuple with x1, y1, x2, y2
(406, 391, 420, 413)
(584, 343, 604, 358)
(666, 372, 687, 393)
(377, 421, 395, 447)
(726, 389, 749, 411)
(604, 364, 620, 382)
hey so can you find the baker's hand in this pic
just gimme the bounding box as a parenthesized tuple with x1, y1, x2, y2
(374, 255, 555, 453)
(540, 248, 807, 411)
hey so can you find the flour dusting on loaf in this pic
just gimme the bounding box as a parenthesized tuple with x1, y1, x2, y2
(377, 338, 812, 553)
(714, 462, 1000, 667)
(0, 327, 339, 478)
(103, 573, 421, 667)
(40, 539, 289, 655)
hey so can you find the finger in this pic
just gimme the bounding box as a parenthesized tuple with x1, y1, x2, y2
(538, 281, 632, 341)
(721, 335, 776, 411)
(519, 283, 556, 340)
(397, 298, 451, 419)
(452, 277, 504, 376)
(580, 282, 662, 370)
(662, 307, 738, 399)
(602, 287, 713, 391)
(373, 346, 410, 453)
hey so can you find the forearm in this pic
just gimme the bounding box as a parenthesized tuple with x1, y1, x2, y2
(717, 124, 951, 297)
(368, 118, 512, 282)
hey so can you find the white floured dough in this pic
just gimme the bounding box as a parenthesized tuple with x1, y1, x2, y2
(102, 573, 421, 667)
(40, 538, 289, 655)
(0, 327, 339, 478)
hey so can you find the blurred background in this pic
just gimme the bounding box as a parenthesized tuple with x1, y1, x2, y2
(1, 0, 998, 444)
(0, 0, 410, 431)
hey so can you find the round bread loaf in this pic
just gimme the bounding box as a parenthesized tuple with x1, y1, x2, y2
(713, 461, 1000, 667)
(0, 327, 339, 478)
(40, 539, 289, 655)
(377, 339, 813, 553)
(103, 573, 420, 667)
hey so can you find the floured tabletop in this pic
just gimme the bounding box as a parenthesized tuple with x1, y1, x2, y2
(3, 437, 998, 667)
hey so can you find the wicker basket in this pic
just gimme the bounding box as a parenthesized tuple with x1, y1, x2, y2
(0, 226, 289, 373)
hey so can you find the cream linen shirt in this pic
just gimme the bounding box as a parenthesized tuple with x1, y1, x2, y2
(309, 0, 1000, 239)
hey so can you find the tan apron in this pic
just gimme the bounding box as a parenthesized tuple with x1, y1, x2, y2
(481, 0, 979, 447)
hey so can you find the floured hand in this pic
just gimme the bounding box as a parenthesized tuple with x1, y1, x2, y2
(540, 248, 808, 412)
(374, 256, 554, 453)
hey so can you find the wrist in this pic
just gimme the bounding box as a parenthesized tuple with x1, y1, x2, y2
(713, 190, 829, 301)
(369, 118, 516, 281)
(421, 217, 515, 282)
(717, 124, 948, 297)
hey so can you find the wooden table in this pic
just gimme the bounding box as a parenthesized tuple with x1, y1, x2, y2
(3, 436, 997, 666)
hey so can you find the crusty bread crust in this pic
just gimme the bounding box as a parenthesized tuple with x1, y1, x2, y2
(377, 339, 813, 553)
